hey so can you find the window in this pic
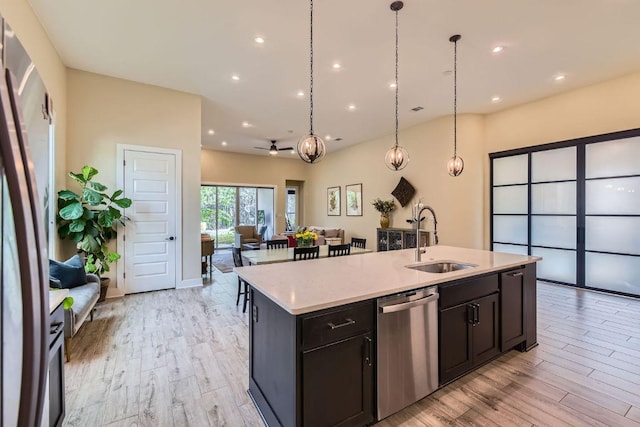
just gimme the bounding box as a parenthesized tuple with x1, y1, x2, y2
(201, 185, 274, 249)
(286, 187, 297, 231)
(491, 129, 640, 297)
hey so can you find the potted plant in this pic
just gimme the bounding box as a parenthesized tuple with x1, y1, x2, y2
(372, 198, 396, 228)
(56, 166, 132, 302)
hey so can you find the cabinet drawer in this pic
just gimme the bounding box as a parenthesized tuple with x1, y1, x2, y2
(302, 301, 373, 350)
(49, 303, 65, 349)
(439, 274, 499, 309)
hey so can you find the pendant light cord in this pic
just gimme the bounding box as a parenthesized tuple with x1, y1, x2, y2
(394, 9, 399, 148)
(309, 0, 314, 135)
(453, 37, 457, 156)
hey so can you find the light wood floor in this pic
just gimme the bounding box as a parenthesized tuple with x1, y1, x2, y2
(63, 270, 640, 427)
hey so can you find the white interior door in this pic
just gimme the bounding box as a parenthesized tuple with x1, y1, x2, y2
(123, 149, 177, 293)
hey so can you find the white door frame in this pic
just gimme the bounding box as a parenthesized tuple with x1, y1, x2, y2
(115, 144, 182, 296)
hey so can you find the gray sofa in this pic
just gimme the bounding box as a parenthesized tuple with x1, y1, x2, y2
(62, 274, 100, 360)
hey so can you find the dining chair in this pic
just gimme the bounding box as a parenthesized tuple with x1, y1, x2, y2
(328, 243, 351, 257)
(351, 237, 366, 249)
(267, 239, 289, 249)
(232, 247, 249, 313)
(293, 246, 320, 261)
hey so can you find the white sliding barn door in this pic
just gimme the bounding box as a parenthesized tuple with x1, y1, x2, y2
(122, 148, 178, 293)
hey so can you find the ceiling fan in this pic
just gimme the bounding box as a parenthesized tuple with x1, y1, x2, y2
(254, 140, 294, 156)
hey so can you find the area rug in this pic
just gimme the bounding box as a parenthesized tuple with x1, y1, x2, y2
(211, 251, 234, 273)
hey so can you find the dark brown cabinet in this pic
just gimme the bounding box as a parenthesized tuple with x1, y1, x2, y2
(439, 275, 500, 385)
(249, 289, 374, 427)
(500, 264, 537, 351)
(49, 302, 66, 427)
(376, 228, 429, 251)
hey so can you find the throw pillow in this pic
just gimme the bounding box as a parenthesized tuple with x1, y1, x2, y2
(49, 255, 87, 289)
(324, 228, 340, 238)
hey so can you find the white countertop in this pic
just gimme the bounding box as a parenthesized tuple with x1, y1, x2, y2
(49, 288, 69, 314)
(235, 246, 540, 315)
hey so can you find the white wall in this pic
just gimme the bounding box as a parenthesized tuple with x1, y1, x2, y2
(67, 69, 202, 292)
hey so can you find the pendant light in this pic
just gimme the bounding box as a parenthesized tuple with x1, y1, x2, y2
(384, 1, 409, 171)
(297, 0, 326, 164)
(447, 34, 464, 177)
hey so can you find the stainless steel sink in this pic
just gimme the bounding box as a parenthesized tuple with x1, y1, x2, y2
(407, 261, 477, 273)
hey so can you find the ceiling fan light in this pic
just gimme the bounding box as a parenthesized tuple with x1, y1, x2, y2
(447, 155, 464, 176)
(384, 145, 409, 171)
(269, 147, 278, 155)
(297, 133, 326, 164)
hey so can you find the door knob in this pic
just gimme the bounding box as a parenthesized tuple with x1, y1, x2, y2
(166, 236, 175, 241)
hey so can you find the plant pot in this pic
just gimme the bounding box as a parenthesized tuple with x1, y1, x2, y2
(380, 213, 390, 229)
(99, 277, 110, 302)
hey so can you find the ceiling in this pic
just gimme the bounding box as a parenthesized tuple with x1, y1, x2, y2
(29, 0, 640, 157)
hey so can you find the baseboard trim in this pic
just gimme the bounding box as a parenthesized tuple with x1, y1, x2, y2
(178, 278, 202, 289)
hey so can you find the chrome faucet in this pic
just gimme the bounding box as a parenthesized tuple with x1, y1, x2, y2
(415, 205, 439, 262)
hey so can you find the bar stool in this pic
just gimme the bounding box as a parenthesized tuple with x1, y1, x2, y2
(232, 247, 249, 313)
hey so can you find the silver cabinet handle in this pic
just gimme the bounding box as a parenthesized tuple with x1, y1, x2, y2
(327, 318, 356, 329)
(508, 271, 523, 277)
(380, 293, 439, 314)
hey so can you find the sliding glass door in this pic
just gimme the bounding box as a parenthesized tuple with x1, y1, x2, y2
(491, 129, 640, 297)
(201, 185, 274, 249)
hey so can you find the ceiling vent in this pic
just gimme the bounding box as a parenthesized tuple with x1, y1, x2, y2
(411, 106, 424, 112)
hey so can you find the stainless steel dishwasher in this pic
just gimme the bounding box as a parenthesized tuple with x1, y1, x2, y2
(377, 286, 439, 420)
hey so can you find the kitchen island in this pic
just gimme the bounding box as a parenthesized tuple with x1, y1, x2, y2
(236, 246, 540, 427)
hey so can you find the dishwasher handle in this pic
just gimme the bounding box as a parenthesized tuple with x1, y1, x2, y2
(379, 293, 439, 314)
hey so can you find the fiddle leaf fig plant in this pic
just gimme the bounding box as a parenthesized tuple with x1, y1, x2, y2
(56, 166, 132, 276)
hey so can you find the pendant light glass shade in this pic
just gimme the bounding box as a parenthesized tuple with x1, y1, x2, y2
(447, 155, 464, 176)
(385, 145, 409, 171)
(297, 134, 326, 163)
(384, 1, 408, 171)
(447, 34, 464, 177)
(298, 0, 325, 164)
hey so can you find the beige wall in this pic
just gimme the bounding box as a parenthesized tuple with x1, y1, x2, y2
(200, 149, 309, 233)
(1, 0, 68, 258)
(305, 115, 486, 250)
(482, 71, 640, 246)
(67, 69, 202, 291)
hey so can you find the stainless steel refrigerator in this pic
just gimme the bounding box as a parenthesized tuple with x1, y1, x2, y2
(1, 22, 51, 427)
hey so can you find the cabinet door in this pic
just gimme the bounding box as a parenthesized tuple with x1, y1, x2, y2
(500, 269, 526, 351)
(302, 333, 374, 427)
(388, 231, 403, 251)
(472, 293, 501, 366)
(377, 230, 388, 251)
(439, 303, 473, 385)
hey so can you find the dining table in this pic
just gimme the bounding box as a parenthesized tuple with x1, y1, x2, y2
(241, 245, 372, 265)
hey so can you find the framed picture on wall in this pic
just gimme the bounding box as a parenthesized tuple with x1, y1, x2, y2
(346, 183, 363, 216)
(327, 186, 341, 216)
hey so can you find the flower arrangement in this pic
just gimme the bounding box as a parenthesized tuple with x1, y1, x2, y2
(372, 198, 396, 214)
(295, 229, 318, 247)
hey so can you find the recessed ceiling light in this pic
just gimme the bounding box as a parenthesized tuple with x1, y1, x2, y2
(554, 74, 566, 82)
(290, 149, 296, 155)
(491, 96, 501, 103)
(254, 36, 265, 44)
(296, 90, 305, 97)
(347, 104, 356, 111)
(207, 129, 215, 135)
(332, 63, 342, 70)
(221, 141, 228, 146)
(242, 121, 253, 128)
(389, 82, 397, 89)
(492, 46, 504, 54)
(231, 74, 240, 81)
(325, 134, 332, 141)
